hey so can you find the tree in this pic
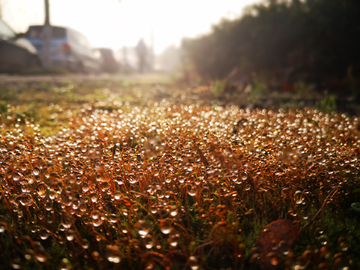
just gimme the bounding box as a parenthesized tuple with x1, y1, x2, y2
(182, 0, 360, 94)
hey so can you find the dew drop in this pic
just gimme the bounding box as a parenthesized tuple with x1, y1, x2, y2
(106, 245, 121, 263)
(100, 182, 110, 192)
(82, 239, 90, 249)
(24, 249, 33, 260)
(59, 258, 73, 270)
(170, 207, 178, 217)
(150, 205, 157, 214)
(79, 203, 87, 212)
(168, 231, 180, 248)
(34, 245, 47, 262)
(12, 173, 21, 181)
(187, 185, 197, 197)
(81, 183, 90, 192)
(39, 228, 49, 240)
(0, 221, 7, 233)
(143, 234, 155, 249)
(300, 210, 309, 220)
(294, 190, 304, 204)
(113, 191, 122, 200)
(16, 194, 32, 206)
(136, 220, 150, 237)
(66, 230, 75, 241)
(91, 210, 103, 227)
(159, 219, 172, 234)
(188, 256, 200, 270)
(33, 167, 40, 176)
(90, 193, 99, 203)
(128, 174, 138, 184)
(339, 241, 349, 252)
(115, 177, 124, 185)
(61, 214, 73, 229)
(278, 240, 290, 255)
(49, 190, 57, 200)
(91, 210, 100, 219)
(10, 258, 21, 269)
(109, 213, 118, 224)
(318, 235, 328, 246)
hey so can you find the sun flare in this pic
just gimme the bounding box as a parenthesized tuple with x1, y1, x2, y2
(3, 0, 260, 54)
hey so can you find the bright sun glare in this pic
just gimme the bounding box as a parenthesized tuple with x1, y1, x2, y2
(4, 0, 260, 54)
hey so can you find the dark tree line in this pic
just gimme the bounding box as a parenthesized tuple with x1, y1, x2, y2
(182, 0, 360, 95)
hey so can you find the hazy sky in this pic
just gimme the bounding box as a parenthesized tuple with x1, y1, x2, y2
(2, 0, 260, 54)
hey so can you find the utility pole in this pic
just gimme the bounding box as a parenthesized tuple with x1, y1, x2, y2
(43, 0, 52, 68)
(150, 29, 154, 72)
(0, 0, 4, 19)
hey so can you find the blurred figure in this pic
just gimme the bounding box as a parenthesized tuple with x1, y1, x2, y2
(136, 38, 147, 73)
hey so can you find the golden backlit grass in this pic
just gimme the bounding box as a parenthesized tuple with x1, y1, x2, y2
(0, 79, 360, 269)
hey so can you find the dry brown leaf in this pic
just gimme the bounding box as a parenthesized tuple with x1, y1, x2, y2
(256, 219, 299, 269)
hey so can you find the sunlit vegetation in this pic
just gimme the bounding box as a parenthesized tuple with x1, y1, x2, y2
(0, 79, 360, 269)
(182, 0, 360, 100)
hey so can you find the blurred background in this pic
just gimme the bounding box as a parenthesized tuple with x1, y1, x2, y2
(0, 0, 259, 73)
(0, 0, 359, 102)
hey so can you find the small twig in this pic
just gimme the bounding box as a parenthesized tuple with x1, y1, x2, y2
(300, 187, 339, 233)
(194, 240, 215, 251)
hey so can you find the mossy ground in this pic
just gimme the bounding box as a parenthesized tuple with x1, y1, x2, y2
(0, 74, 359, 270)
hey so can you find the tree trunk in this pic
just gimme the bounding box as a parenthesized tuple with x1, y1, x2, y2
(43, 0, 52, 68)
